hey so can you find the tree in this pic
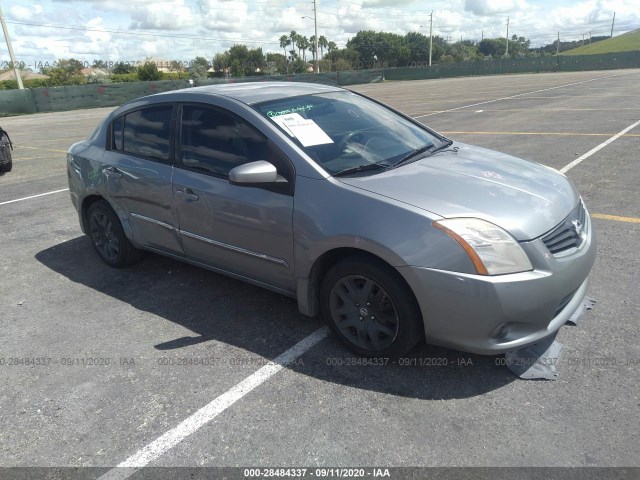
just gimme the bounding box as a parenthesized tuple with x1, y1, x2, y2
(346, 31, 409, 67)
(137, 62, 163, 81)
(113, 62, 134, 74)
(230, 59, 244, 78)
(478, 38, 507, 57)
(43, 58, 84, 85)
(295, 34, 304, 58)
(327, 41, 337, 65)
(279, 35, 291, 73)
(506, 35, 531, 57)
(212, 52, 230, 77)
(291, 58, 307, 73)
(406, 32, 430, 63)
(266, 52, 287, 74)
(309, 35, 317, 63)
(318, 35, 329, 59)
(298, 36, 309, 62)
(189, 56, 210, 79)
(332, 47, 360, 70)
(169, 60, 185, 78)
(289, 31, 298, 56)
(447, 41, 482, 62)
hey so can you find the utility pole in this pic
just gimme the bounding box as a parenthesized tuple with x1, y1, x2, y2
(582, 33, 585, 46)
(610, 12, 615, 37)
(0, 2, 23, 89)
(481, 29, 484, 41)
(313, 0, 319, 73)
(589, 31, 592, 44)
(428, 11, 433, 66)
(556, 31, 560, 55)
(505, 16, 509, 56)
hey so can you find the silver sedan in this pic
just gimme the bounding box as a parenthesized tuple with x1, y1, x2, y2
(67, 82, 596, 357)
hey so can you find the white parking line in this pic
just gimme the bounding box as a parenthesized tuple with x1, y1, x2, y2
(560, 119, 640, 173)
(413, 73, 629, 119)
(97, 326, 330, 480)
(0, 188, 69, 206)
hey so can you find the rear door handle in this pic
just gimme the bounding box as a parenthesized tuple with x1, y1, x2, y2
(175, 188, 199, 202)
(103, 166, 122, 179)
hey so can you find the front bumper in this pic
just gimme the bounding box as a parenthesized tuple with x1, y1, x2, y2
(398, 212, 597, 355)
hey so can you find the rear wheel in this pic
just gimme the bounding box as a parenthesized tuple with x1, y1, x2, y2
(87, 201, 141, 268)
(0, 157, 11, 173)
(320, 257, 424, 358)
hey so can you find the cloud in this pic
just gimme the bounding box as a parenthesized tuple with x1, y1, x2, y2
(129, 0, 195, 30)
(362, 0, 419, 7)
(464, 0, 527, 16)
(6, 0, 640, 68)
(8, 5, 34, 21)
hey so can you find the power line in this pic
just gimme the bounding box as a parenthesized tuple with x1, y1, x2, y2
(6, 20, 282, 45)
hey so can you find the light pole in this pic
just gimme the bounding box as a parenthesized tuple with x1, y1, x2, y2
(505, 16, 510, 57)
(420, 11, 433, 66)
(302, 0, 319, 73)
(0, 2, 23, 89)
(430, 12, 433, 66)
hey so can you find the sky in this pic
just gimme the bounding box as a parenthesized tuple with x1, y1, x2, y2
(1, 0, 639, 70)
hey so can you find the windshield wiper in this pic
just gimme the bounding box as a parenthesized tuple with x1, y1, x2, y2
(427, 138, 455, 155)
(332, 162, 391, 177)
(393, 139, 455, 168)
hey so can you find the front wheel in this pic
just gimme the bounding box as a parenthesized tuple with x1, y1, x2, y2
(87, 201, 141, 268)
(320, 257, 424, 358)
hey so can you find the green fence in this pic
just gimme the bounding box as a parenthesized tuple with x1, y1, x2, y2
(384, 51, 640, 81)
(2, 52, 639, 115)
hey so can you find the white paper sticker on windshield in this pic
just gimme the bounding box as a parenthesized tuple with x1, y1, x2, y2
(271, 113, 334, 147)
(270, 113, 300, 137)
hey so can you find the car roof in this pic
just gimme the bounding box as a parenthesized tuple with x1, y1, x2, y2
(154, 81, 344, 105)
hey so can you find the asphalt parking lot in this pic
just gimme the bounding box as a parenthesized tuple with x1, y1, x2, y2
(1, 70, 639, 477)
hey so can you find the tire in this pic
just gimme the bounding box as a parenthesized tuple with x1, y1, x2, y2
(0, 157, 11, 173)
(320, 256, 424, 358)
(87, 201, 141, 268)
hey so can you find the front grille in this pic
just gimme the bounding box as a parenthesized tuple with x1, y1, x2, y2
(542, 202, 587, 255)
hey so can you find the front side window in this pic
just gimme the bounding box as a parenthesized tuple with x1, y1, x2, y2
(180, 105, 270, 177)
(111, 105, 173, 162)
(254, 91, 443, 175)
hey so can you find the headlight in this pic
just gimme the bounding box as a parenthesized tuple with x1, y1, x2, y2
(433, 218, 533, 275)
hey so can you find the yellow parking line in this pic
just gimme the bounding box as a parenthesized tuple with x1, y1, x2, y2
(13, 155, 58, 161)
(441, 108, 640, 112)
(16, 145, 68, 154)
(592, 213, 640, 224)
(441, 131, 640, 137)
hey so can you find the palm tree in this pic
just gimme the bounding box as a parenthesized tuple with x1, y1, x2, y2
(289, 31, 297, 55)
(309, 35, 317, 64)
(279, 35, 291, 73)
(298, 36, 309, 62)
(319, 35, 329, 59)
(295, 34, 304, 59)
(327, 41, 337, 71)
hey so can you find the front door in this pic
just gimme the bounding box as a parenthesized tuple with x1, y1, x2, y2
(172, 104, 295, 292)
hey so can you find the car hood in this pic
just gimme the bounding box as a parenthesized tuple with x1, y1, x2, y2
(337, 142, 579, 241)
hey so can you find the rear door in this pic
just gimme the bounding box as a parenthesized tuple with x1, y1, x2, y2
(101, 104, 183, 255)
(172, 103, 296, 292)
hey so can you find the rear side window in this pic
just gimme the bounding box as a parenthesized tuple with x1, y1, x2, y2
(111, 106, 173, 162)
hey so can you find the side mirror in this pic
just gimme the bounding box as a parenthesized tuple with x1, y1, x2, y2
(229, 161, 286, 185)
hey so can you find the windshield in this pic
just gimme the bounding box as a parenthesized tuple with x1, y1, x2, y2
(254, 91, 443, 175)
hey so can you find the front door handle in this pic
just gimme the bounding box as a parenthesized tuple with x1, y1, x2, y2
(103, 166, 122, 179)
(175, 188, 199, 202)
